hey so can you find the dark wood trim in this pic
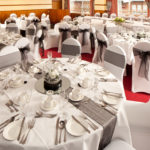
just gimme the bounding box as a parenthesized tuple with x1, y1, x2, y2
(95, 4, 107, 6)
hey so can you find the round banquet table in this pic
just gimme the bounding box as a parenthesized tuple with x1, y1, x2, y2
(0, 58, 132, 150)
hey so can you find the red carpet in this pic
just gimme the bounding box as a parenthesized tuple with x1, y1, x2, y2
(40, 48, 150, 103)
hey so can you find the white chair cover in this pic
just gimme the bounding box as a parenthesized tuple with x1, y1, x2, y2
(19, 19, 27, 36)
(43, 29, 59, 50)
(0, 46, 21, 70)
(102, 13, 108, 18)
(61, 37, 81, 58)
(15, 38, 33, 71)
(41, 13, 46, 19)
(58, 22, 71, 53)
(92, 32, 108, 65)
(29, 13, 36, 18)
(132, 41, 150, 93)
(103, 139, 135, 150)
(91, 19, 104, 32)
(6, 23, 18, 33)
(63, 15, 72, 22)
(26, 24, 36, 52)
(110, 13, 117, 19)
(94, 13, 100, 17)
(10, 13, 17, 19)
(104, 45, 126, 82)
(33, 29, 43, 61)
(77, 24, 92, 54)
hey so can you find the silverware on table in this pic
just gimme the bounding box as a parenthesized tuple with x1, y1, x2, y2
(58, 120, 65, 143)
(72, 115, 90, 133)
(35, 111, 57, 118)
(8, 100, 19, 112)
(55, 117, 60, 145)
(0, 114, 19, 133)
(64, 120, 67, 142)
(17, 116, 25, 141)
(80, 115, 98, 130)
(5, 103, 14, 112)
(20, 118, 36, 144)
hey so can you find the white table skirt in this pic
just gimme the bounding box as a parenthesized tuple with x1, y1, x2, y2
(0, 58, 132, 150)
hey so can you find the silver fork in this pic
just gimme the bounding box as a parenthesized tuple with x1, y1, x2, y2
(20, 119, 36, 144)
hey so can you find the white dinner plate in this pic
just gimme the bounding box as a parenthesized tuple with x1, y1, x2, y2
(66, 117, 88, 137)
(103, 94, 121, 105)
(69, 92, 84, 102)
(13, 94, 29, 106)
(3, 120, 27, 141)
(9, 77, 24, 88)
(97, 70, 110, 77)
(40, 100, 58, 112)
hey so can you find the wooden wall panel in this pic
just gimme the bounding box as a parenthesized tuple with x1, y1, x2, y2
(49, 9, 69, 24)
(52, 0, 62, 9)
(0, 9, 69, 24)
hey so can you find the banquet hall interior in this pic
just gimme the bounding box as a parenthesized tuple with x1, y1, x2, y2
(0, 0, 150, 150)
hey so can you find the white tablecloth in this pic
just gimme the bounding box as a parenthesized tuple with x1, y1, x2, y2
(0, 58, 132, 150)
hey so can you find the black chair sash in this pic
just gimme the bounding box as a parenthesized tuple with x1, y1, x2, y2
(59, 28, 71, 42)
(18, 45, 30, 71)
(0, 43, 6, 51)
(79, 29, 89, 46)
(104, 25, 107, 36)
(6, 19, 16, 24)
(90, 32, 96, 49)
(97, 39, 107, 62)
(34, 29, 47, 56)
(133, 47, 150, 80)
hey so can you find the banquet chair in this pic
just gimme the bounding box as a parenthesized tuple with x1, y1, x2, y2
(124, 100, 150, 150)
(10, 13, 17, 19)
(6, 23, 18, 33)
(19, 18, 27, 37)
(91, 19, 104, 32)
(92, 32, 108, 65)
(102, 13, 108, 18)
(63, 15, 72, 22)
(103, 139, 136, 150)
(58, 22, 71, 53)
(110, 13, 117, 19)
(61, 37, 81, 58)
(94, 13, 101, 17)
(29, 13, 36, 18)
(0, 46, 21, 71)
(41, 13, 46, 19)
(132, 41, 150, 93)
(33, 29, 45, 61)
(26, 24, 36, 52)
(104, 45, 126, 82)
(15, 37, 33, 71)
(77, 24, 92, 54)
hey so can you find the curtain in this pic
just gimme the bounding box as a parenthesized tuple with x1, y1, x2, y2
(145, 0, 150, 9)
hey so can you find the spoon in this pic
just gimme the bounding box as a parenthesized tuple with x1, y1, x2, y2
(35, 111, 57, 118)
(58, 120, 65, 143)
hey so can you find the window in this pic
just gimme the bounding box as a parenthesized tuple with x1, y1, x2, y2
(70, 0, 90, 14)
(132, 5, 136, 12)
(118, 0, 148, 17)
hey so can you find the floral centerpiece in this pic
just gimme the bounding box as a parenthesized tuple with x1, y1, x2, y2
(114, 17, 125, 24)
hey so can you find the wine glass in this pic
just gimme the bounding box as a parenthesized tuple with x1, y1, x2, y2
(47, 51, 52, 61)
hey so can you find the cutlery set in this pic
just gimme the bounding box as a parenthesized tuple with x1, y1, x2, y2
(19, 118, 36, 144)
(0, 114, 19, 134)
(55, 117, 67, 145)
(5, 100, 19, 112)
